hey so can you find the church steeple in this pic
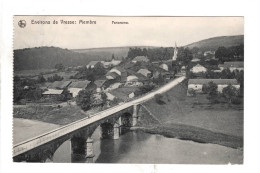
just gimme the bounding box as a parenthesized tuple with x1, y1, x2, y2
(172, 42, 178, 61)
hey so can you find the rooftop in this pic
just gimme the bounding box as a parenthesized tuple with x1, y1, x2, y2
(109, 87, 137, 101)
(188, 79, 239, 85)
(87, 61, 101, 66)
(94, 80, 107, 88)
(42, 89, 63, 95)
(48, 81, 72, 89)
(68, 80, 91, 89)
(224, 61, 244, 68)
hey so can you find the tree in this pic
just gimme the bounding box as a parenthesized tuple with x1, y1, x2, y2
(215, 47, 229, 63)
(187, 88, 196, 97)
(37, 75, 46, 83)
(76, 90, 107, 111)
(222, 85, 239, 103)
(152, 74, 165, 85)
(135, 84, 155, 96)
(202, 81, 218, 102)
(25, 88, 42, 101)
(76, 90, 93, 111)
(220, 69, 235, 79)
(191, 47, 199, 54)
(205, 70, 220, 79)
(55, 63, 65, 71)
(235, 70, 244, 95)
(47, 74, 64, 82)
(177, 47, 193, 67)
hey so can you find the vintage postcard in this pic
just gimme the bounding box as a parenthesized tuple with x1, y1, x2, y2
(12, 16, 244, 164)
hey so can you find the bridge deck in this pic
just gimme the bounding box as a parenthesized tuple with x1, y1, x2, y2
(13, 76, 185, 157)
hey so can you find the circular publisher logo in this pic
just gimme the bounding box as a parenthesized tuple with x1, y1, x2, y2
(18, 20, 26, 28)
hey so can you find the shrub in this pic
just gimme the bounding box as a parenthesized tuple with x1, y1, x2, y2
(231, 97, 242, 105)
(135, 84, 155, 96)
(222, 85, 239, 103)
(187, 88, 196, 97)
(154, 94, 165, 105)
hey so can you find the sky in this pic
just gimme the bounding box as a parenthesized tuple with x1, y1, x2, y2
(14, 16, 244, 50)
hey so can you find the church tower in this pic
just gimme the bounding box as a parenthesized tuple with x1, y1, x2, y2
(172, 42, 178, 61)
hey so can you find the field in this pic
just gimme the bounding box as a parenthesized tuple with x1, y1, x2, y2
(14, 69, 78, 81)
(13, 104, 101, 125)
(138, 80, 243, 149)
(14, 69, 56, 77)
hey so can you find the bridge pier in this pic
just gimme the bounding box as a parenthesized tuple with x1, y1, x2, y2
(132, 104, 139, 126)
(113, 117, 121, 139)
(71, 137, 94, 161)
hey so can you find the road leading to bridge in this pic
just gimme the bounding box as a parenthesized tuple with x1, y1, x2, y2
(13, 76, 186, 157)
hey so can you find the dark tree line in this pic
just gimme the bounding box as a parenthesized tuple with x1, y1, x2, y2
(215, 44, 244, 63)
(47, 74, 63, 82)
(126, 47, 193, 67)
(71, 65, 106, 81)
(14, 77, 43, 103)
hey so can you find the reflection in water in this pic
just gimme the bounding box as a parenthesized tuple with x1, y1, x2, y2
(53, 128, 243, 164)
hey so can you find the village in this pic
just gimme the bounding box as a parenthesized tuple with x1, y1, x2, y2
(13, 43, 244, 118)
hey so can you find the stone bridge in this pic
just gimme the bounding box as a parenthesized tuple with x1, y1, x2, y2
(13, 76, 186, 162)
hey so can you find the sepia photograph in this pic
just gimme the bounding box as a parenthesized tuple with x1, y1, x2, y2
(11, 16, 244, 164)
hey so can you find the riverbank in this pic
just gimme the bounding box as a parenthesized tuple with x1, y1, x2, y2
(131, 124, 243, 149)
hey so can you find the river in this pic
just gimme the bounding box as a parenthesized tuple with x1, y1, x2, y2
(52, 126, 243, 164)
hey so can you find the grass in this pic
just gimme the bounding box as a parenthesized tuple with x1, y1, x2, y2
(13, 104, 97, 125)
(135, 80, 243, 149)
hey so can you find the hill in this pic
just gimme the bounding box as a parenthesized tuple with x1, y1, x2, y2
(14, 46, 157, 71)
(71, 46, 157, 59)
(185, 35, 244, 51)
(14, 47, 103, 70)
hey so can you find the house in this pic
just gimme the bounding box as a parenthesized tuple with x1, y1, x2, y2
(159, 63, 169, 71)
(108, 87, 137, 101)
(132, 56, 149, 63)
(218, 64, 224, 71)
(106, 72, 120, 80)
(68, 80, 91, 97)
(105, 82, 123, 91)
(190, 64, 207, 73)
(181, 66, 186, 73)
(135, 73, 150, 85)
(108, 67, 126, 76)
(123, 62, 135, 69)
(94, 80, 107, 93)
(204, 50, 215, 57)
(161, 71, 174, 80)
(223, 61, 244, 72)
(110, 59, 121, 66)
(191, 58, 200, 62)
(125, 75, 143, 87)
(86, 61, 103, 69)
(101, 61, 111, 68)
(108, 67, 128, 82)
(48, 81, 72, 89)
(137, 68, 152, 77)
(106, 92, 116, 101)
(187, 79, 240, 96)
(101, 59, 121, 68)
(42, 89, 64, 97)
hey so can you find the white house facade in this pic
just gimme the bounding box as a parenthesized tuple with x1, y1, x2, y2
(159, 64, 169, 71)
(187, 79, 240, 96)
(190, 64, 207, 73)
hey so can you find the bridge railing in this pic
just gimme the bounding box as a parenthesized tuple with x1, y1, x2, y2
(13, 100, 134, 157)
(13, 76, 186, 157)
